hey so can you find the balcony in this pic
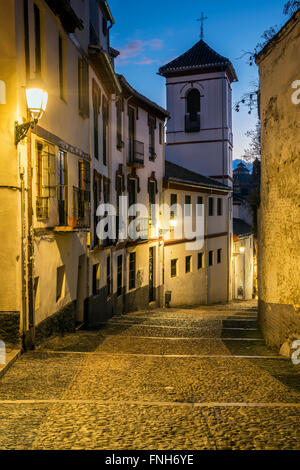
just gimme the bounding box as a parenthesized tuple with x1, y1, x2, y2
(185, 113, 200, 133)
(72, 187, 91, 229)
(128, 139, 144, 167)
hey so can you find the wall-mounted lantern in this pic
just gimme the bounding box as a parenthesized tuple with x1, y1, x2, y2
(15, 79, 48, 145)
(239, 245, 245, 254)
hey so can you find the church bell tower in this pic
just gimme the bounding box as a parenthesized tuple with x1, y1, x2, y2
(159, 38, 238, 187)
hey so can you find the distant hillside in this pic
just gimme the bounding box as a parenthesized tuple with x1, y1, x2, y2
(233, 159, 253, 172)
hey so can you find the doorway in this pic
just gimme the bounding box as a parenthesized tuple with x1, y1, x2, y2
(149, 247, 155, 303)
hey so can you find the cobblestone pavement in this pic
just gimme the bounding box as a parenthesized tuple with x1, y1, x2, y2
(0, 300, 299, 450)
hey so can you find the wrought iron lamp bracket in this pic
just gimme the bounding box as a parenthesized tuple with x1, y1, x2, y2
(15, 119, 38, 145)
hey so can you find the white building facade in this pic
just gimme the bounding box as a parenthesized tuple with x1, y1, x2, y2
(158, 39, 238, 305)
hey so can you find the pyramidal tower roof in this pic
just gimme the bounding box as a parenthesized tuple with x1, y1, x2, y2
(158, 39, 238, 82)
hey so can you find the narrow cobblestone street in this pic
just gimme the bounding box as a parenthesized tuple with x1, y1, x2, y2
(0, 301, 299, 450)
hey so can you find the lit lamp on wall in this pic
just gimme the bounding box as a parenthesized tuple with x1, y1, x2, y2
(15, 79, 48, 145)
(239, 245, 245, 254)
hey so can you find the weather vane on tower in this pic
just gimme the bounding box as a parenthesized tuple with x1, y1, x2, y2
(197, 12, 208, 40)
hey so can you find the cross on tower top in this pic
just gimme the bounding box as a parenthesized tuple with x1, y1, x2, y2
(197, 13, 208, 40)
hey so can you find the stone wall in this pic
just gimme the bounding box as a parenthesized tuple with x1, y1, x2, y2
(256, 11, 300, 351)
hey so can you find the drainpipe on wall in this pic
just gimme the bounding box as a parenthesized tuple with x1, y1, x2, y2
(26, 127, 35, 349)
(20, 165, 28, 345)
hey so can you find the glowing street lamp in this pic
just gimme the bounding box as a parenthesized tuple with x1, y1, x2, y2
(15, 79, 48, 145)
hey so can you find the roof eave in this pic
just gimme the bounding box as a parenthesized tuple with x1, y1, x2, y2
(89, 46, 122, 95)
(166, 176, 231, 192)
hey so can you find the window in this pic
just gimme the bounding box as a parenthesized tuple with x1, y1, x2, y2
(36, 141, 56, 219)
(76, 160, 90, 225)
(103, 178, 110, 204)
(149, 181, 156, 224)
(171, 259, 177, 278)
(107, 256, 111, 296)
(78, 57, 89, 118)
(58, 35, 65, 100)
(58, 149, 68, 226)
(93, 172, 101, 246)
(198, 252, 204, 269)
(185, 255, 192, 273)
(128, 179, 136, 208)
(185, 195, 191, 216)
(129, 252, 136, 290)
(159, 122, 163, 145)
(217, 198, 223, 216)
(217, 248, 222, 264)
(102, 97, 108, 165)
(116, 99, 123, 150)
(209, 251, 214, 266)
(117, 255, 123, 297)
(186, 89, 200, 120)
(208, 197, 214, 216)
(197, 196, 203, 216)
(185, 88, 200, 132)
(92, 264, 100, 295)
(170, 193, 178, 218)
(116, 175, 123, 239)
(149, 116, 156, 161)
(34, 3, 41, 76)
(56, 265, 65, 301)
(92, 81, 101, 160)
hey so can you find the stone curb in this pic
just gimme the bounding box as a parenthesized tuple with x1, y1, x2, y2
(0, 349, 21, 379)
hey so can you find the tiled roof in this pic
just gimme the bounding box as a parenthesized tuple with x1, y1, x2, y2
(165, 161, 231, 191)
(159, 39, 237, 81)
(233, 218, 252, 236)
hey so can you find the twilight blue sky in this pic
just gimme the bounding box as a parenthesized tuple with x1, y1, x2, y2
(109, 0, 289, 158)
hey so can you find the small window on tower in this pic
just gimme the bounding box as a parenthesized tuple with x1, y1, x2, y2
(185, 88, 200, 132)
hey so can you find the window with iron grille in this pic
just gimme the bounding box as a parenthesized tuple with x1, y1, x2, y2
(36, 141, 56, 219)
(78, 57, 89, 118)
(129, 252, 136, 290)
(171, 259, 177, 278)
(185, 255, 192, 273)
(74, 160, 91, 227)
